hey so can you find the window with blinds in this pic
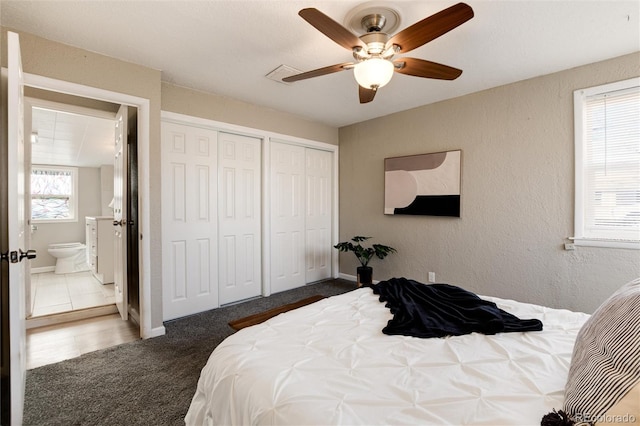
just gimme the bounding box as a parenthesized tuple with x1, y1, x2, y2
(574, 78, 640, 248)
(31, 165, 78, 222)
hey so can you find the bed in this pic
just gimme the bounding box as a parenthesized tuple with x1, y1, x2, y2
(185, 278, 639, 426)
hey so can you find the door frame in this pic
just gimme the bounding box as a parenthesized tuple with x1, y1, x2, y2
(24, 72, 156, 338)
(161, 110, 340, 298)
(24, 96, 118, 318)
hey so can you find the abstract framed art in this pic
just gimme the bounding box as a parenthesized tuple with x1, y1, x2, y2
(384, 150, 461, 217)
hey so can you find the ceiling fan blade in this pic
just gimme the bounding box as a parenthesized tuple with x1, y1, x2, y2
(282, 62, 354, 83)
(359, 86, 377, 104)
(393, 57, 462, 80)
(387, 3, 474, 53)
(299, 8, 366, 51)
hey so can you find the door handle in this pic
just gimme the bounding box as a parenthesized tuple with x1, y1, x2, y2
(0, 251, 17, 263)
(113, 219, 125, 227)
(19, 249, 37, 261)
(1, 249, 36, 263)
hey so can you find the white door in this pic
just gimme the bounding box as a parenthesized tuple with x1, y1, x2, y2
(113, 105, 128, 320)
(218, 132, 261, 305)
(270, 142, 305, 293)
(23, 101, 33, 318)
(161, 122, 218, 320)
(7, 30, 27, 426)
(305, 148, 332, 283)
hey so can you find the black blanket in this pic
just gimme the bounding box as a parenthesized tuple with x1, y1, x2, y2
(370, 277, 543, 338)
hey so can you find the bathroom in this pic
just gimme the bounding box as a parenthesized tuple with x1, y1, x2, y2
(28, 102, 118, 319)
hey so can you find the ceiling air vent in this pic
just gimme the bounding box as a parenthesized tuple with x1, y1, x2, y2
(266, 65, 302, 85)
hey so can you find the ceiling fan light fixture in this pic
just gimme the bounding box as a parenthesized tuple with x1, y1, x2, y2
(289, 4, 473, 103)
(354, 58, 394, 90)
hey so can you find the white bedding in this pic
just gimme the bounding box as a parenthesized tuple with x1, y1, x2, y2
(185, 287, 590, 425)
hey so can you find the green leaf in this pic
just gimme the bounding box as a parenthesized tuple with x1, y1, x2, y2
(334, 236, 396, 267)
(351, 236, 371, 243)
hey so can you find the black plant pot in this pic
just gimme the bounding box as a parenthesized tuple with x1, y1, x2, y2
(357, 266, 373, 287)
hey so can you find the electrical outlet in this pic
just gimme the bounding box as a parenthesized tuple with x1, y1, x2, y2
(428, 272, 436, 283)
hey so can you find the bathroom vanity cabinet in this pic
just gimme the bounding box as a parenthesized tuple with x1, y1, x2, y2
(86, 216, 115, 284)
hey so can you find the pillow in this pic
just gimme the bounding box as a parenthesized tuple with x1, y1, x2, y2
(562, 278, 640, 425)
(596, 383, 639, 425)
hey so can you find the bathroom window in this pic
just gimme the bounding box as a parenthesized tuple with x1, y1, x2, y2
(31, 166, 78, 223)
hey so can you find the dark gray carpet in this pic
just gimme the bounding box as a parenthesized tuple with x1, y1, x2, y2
(23, 279, 355, 426)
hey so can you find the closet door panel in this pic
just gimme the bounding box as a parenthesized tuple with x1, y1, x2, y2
(270, 142, 305, 293)
(218, 132, 262, 305)
(161, 122, 218, 320)
(305, 148, 332, 283)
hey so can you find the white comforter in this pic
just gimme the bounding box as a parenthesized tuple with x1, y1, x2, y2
(186, 287, 589, 425)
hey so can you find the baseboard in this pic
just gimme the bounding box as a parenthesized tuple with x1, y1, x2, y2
(339, 273, 357, 281)
(338, 273, 380, 284)
(31, 266, 55, 274)
(146, 325, 166, 339)
(127, 309, 168, 339)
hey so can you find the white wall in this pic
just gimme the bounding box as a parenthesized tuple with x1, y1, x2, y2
(100, 165, 114, 216)
(338, 52, 640, 314)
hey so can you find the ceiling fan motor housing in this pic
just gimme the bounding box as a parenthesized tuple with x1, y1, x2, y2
(361, 13, 387, 32)
(356, 32, 390, 59)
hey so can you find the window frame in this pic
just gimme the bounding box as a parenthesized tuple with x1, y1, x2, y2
(30, 165, 79, 224)
(573, 77, 640, 250)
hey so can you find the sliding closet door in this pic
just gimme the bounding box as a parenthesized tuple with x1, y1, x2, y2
(161, 122, 218, 321)
(270, 142, 306, 293)
(270, 144, 333, 291)
(218, 132, 262, 305)
(305, 148, 332, 283)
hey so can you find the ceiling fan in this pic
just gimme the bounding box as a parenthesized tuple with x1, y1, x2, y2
(283, 2, 474, 104)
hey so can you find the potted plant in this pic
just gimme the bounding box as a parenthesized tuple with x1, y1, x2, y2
(334, 236, 396, 286)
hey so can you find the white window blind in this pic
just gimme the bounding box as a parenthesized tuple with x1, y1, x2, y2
(574, 78, 640, 248)
(31, 165, 78, 222)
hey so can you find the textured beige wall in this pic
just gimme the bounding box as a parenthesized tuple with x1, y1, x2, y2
(338, 52, 640, 314)
(161, 82, 338, 145)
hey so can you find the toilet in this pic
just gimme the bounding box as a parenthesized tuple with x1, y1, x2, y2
(47, 242, 89, 274)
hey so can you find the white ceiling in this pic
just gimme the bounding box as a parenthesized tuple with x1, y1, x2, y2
(3, 1, 639, 128)
(31, 108, 115, 168)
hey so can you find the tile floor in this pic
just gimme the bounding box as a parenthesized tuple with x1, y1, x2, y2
(31, 271, 115, 317)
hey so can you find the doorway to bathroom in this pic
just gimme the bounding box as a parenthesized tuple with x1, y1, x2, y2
(23, 88, 140, 329)
(27, 97, 116, 321)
